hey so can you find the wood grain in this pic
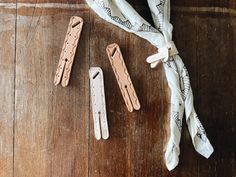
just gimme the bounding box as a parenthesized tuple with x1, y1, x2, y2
(126, 31, 163, 177)
(89, 8, 164, 176)
(0, 3, 15, 177)
(0, 0, 235, 177)
(14, 3, 89, 177)
(196, 9, 236, 177)
(89, 12, 130, 177)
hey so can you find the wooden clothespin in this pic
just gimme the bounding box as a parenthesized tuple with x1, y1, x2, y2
(54, 16, 84, 87)
(89, 67, 109, 140)
(106, 43, 141, 112)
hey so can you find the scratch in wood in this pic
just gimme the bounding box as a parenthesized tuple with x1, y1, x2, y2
(25, 2, 37, 41)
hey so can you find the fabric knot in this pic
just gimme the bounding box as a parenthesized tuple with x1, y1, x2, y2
(146, 41, 179, 68)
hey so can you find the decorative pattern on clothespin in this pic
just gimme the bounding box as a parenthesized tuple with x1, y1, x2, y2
(89, 67, 109, 140)
(106, 43, 141, 112)
(54, 16, 84, 87)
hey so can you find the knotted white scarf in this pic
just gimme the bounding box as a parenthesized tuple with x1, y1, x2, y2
(86, 0, 214, 171)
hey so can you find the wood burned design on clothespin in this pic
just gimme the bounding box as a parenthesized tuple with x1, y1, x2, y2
(54, 16, 84, 87)
(89, 67, 109, 140)
(106, 43, 141, 112)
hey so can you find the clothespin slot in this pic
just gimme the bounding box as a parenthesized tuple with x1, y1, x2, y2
(54, 16, 84, 87)
(106, 43, 141, 112)
(89, 67, 109, 140)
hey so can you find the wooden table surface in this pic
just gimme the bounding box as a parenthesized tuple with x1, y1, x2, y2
(0, 0, 235, 177)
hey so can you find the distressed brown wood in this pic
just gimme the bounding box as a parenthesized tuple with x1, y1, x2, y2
(89, 14, 129, 177)
(89, 10, 163, 176)
(14, 3, 90, 177)
(0, 0, 235, 177)
(196, 9, 236, 177)
(0, 3, 15, 177)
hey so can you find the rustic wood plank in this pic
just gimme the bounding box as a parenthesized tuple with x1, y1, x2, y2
(89, 6, 163, 176)
(126, 25, 163, 177)
(231, 13, 236, 177)
(197, 10, 236, 177)
(17, 0, 86, 4)
(173, 0, 236, 8)
(14, 3, 89, 177)
(0, 0, 15, 3)
(0, 2, 15, 177)
(89, 11, 129, 177)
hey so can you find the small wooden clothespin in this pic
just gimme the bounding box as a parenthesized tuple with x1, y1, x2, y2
(54, 16, 84, 87)
(106, 43, 141, 112)
(89, 67, 109, 140)
(146, 41, 179, 68)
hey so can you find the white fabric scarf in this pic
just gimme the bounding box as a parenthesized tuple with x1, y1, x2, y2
(86, 0, 214, 171)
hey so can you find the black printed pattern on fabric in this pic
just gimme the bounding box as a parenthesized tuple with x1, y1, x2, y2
(181, 66, 190, 100)
(95, 0, 158, 33)
(155, 0, 165, 31)
(195, 117, 207, 142)
(165, 58, 178, 72)
(171, 142, 175, 151)
(173, 111, 182, 132)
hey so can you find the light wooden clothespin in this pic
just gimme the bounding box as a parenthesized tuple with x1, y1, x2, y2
(54, 16, 84, 87)
(89, 67, 109, 140)
(146, 41, 179, 68)
(106, 43, 141, 112)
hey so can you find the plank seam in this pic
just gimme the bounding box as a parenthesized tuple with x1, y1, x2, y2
(13, 0, 17, 177)
(88, 8, 91, 177)
(0, 3, 89, 9)
(1, 3, 236, 15)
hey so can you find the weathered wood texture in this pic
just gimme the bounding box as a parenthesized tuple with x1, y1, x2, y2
(15, 4, 90, 177)
(0, 0, 235, 177)
(0, 2, 15, 177)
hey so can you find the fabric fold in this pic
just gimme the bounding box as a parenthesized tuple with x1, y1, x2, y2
(86, 0, 214, 171)
(86, 0, 166, 47)
(175, 57, 214, 159)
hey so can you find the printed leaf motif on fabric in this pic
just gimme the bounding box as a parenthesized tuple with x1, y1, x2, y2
(166, 58, 178, 72)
